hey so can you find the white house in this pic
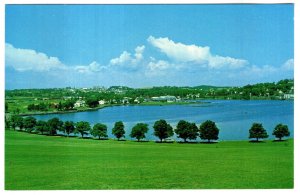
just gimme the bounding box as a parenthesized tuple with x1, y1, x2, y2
(98, 100, 106, 105)
(74, 100, 86, 108)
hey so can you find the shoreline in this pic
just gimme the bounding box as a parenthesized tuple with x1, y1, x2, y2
(12, 98, 293, 116)
(16, 101, 204, 116)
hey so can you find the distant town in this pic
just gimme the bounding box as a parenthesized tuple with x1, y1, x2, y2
(5, 79, 294, 115)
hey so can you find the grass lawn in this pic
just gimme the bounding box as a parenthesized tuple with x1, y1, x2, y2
(5, 130, 293, 190)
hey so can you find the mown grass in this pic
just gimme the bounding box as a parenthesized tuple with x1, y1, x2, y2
(5, 130, 293, 190)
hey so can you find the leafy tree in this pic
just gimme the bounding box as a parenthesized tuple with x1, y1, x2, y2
(10, 115, 23, 131)
(112, 121, 125, 140)
(23, 116, 37, 133)
(86, 98, 99, 108)
(5, 115, 10, 128)
(63, 121, 75, 136)
(249, 123, 268, 141)
(57, 102, 63, 111)
(153, 119, 174, 142)
(272, 123, 290, 141)
(91, 123, 108, 139)
(63, 100, 76, 110)
(188, 123, 199, 141)
(35, 120, 49, 135)
(75, 121, 91, 138)
(47, 117, 63, 136)
(5, 102, 8, 112)
(13, 108, 20, 114)
(199, 120, 220, 142)
(27, 104, 35, 111)
(175, 120, 198, 142)
(130, 123, 149, 142)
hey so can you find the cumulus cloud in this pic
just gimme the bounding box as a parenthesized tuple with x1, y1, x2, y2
(281, 58, 294, 70)
(148, 36, 210, 63)
(208, 55, 248, 69)
(75, 61, 107, 73)
(148, 60, 171, 71)
(110, 51, 132, 65)
(147, 36, 248, 69)
(109, 45, 145, 70)
(146, 60, 172, 77)
(6, 43, 108, 74)
(5, 43, 67, 71)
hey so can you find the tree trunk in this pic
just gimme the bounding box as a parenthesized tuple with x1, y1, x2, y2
(279, 137, 282, 141)
(160, 138, 163, 143)
(138, 138, 140, 142)
(81, 133, 84, 138)
(99, 136, 101, 140)
(208, 139, 210, 143)
(256, 137, 258, 142)
(184, 138, 187, 142)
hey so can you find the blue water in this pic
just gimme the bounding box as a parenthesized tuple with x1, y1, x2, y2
(34, 100, 294, 141)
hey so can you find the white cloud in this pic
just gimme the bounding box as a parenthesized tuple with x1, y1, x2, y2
(147, 36, 210, 63)
(110, 51, 132, 65)
(5, 43, 67, 72)
(281, 58, 294, 70)
(148, 60, 171, 71)
(147, 36, 248, 69)
(208, 55, 248, 69)
(109, 45, 145, 70)
(146, 60, 172, 77)
(74, 61, 106, 73)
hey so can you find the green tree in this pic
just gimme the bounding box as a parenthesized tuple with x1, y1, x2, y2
(27, 104, 35, 111)
(153, 119, 174, 142)
(75, 121, 91, 138)
(57, 102, 63, 111)
(175, 120, 198, 142)
(23, 116, 37, 133)
(5, 102, 8, 112)
(63, 100, 76, 110)
(91, 123, 108, 139)
(199, 120, 220, 142)
(188, 123, 199, 141)
(63, 121, 75, 137)
(249, 123, 268, 141)
(35, 120, 49, 135)
(10, 115, 23, 131)
(47, 117, 63, 136)
(86, 98, 99, 108)
(272, 123, 290, 141)
(112, 121, 125, 140)
(130, 123, 149, 142)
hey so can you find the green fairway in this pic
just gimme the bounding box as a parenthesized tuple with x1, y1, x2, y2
(5, 130, 293, 190)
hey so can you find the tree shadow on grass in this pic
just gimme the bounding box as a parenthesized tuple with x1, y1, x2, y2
(132, 140, 150, 143)
(154, 141, 175, 144)
(64, 135, 78, 138)
(79, 137, 92, 140)
(199, 141, 219, 144)
(249, 140, 267, 143)
(114, 139, 127, 142)
(178, 141, 199, 144)
(90, 138, 110, 141)
(272, 139, 288, 142)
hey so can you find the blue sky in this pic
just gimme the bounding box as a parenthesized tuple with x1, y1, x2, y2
(5, 4, 294, 89)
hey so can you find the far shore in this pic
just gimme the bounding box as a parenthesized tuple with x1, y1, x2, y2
(17, 101, 207, 116)
(12, 98, 293, 117)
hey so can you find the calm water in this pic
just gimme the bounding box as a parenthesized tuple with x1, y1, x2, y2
(34, 100, 294, 141)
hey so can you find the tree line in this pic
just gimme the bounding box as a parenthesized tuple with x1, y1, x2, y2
(6, 115, 290, 142)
